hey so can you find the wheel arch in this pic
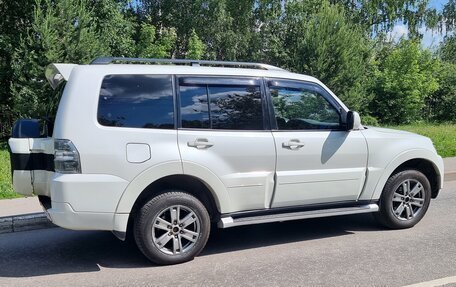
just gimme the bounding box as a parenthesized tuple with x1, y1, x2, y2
(113, 161, 230, 235)
(371, 149, 444, 201)
(391, 158, 441, 198)
(129, 174, 221, 221)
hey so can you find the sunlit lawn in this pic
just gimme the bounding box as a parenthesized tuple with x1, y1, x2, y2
(388, 123, 456, 158)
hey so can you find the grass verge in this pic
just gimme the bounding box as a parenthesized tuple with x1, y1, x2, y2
(0, 146, 20, 199)
(389, 123, 456, 158)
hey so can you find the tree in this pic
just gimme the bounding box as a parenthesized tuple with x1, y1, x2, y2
(429, 36, 456, 122)
(245, 0, 289, 65)
(10, 0, 135, 119)
(89, 0, 136, 56)
(442, 0, 456, 32)
(440, 35, 456, 64)
(139, 0, 202, 57)
(371, 40, 439, 124)
(136, 22, 177, 58)
(332, 0, 436, 37)
(284, 1, 373, 113)
(428, 62, 456, 122)
(186, 29, 205, 59)
(0, 0, 34, 137)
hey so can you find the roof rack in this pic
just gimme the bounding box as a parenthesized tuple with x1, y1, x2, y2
(90, 57, 286, 71)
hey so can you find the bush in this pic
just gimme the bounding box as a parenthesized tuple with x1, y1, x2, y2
(361, 115, 379, 126)
(370, 40, 439, 124)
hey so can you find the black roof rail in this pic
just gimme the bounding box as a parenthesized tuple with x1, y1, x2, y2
(90, 57, 286, 71)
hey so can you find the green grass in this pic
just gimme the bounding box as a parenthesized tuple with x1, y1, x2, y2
(0, 146, 20, 199)
(0, 123, 454, 199)
(387, 123, 456, 158)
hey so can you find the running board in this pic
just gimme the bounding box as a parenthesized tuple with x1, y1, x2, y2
(218, 204, 379, 228)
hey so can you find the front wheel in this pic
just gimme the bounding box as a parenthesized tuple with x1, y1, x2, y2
(134, 191, 210, 265)
(374, 170, 431, 229)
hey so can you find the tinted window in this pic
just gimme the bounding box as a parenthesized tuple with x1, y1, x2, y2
(98, 75, 174, 129)
(179, 81, 263, 130)
(180, 85, 210, 129)
(208, 85, 262, 130)
(270, 84, 341, 130)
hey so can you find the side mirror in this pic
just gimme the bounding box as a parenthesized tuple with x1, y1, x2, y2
(346, 111, 362, 131)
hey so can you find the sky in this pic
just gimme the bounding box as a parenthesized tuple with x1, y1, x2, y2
(389, 0, 449, 48)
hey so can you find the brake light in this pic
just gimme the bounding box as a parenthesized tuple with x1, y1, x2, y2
(54, 139, 81, 173)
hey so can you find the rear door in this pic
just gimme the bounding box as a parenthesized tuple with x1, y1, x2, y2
(177, 76, 276, 212)
(8, 120, 54, 196)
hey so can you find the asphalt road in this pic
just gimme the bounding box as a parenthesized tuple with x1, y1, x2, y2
(1, 181, 455, 287)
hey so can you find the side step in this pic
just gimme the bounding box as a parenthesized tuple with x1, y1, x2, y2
(218, 204, 379, 228)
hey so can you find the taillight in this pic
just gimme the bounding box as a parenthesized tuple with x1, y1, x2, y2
(54, 139, 81, 174)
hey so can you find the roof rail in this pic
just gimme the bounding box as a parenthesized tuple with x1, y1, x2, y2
(90, 57, 286, 71)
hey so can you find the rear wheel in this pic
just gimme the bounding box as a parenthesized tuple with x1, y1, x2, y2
(375, 170, 431, 229)
(134, 191, 210, 265)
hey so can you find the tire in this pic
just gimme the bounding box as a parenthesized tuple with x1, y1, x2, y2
(374, 170, 431, 229)
(134, 191, 211, 265)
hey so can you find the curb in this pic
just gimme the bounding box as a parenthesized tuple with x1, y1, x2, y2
(0, 212, 54, 234)
(0, 172, 455, 235)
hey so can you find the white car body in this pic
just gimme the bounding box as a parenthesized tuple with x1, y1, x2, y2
(8, 59, 444, 239)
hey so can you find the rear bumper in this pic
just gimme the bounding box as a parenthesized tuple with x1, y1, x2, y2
(47, 202, 114, 231)
(45, 173, 129, 231)
(51, 173, 128, 212)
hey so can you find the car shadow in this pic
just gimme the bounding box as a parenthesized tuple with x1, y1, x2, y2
(203, 213, 381, 256)
(0, 213, 384, 278)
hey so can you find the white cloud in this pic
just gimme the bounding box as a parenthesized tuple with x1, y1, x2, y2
(420, 26, 445, 49)
(387, 24, 409, 42)
(386, 23, 449, 49)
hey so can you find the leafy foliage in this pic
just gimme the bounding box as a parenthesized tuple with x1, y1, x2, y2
(136, 22, 176, 58)
(0, 0, 34, 137)
(186, 29, 205, 59)
(285, 1, 373, 113)
(0, 0, 455, 134)
(11, 0, 108, 119)
(333, 0, 435, 36)
(428, 62, 456, 122)
(371, 40, 439, 124)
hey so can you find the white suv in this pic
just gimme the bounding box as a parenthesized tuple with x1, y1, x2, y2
(8, 58, 444, 265)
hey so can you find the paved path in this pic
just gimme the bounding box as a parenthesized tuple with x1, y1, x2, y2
(0, 197, 42, 217)
(0, 181, 455, 287)
(444, 157, 456, 172)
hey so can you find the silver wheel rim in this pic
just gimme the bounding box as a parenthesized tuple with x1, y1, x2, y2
(152, 205, 200, 255)
(391, 179, 425, 221)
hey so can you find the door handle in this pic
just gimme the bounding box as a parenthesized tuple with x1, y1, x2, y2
(187, 138, 214, 149)
(282, 139, 305, 149)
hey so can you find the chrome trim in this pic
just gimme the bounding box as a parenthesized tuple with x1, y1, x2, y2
(218, 204, 379, 228)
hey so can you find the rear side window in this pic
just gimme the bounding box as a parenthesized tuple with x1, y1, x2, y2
(179, 85, 210, 129)
(209, 85, 262, 130)
(98, 75, 174, 129)
(179, 80, 263, 130)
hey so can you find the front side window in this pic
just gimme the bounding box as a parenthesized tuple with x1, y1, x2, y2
(98, 75, 174, 129)
(180, 80, 263, 130)
(270, 83, 341, 130)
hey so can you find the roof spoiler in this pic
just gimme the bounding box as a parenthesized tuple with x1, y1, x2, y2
(45, 63, 77, 90)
